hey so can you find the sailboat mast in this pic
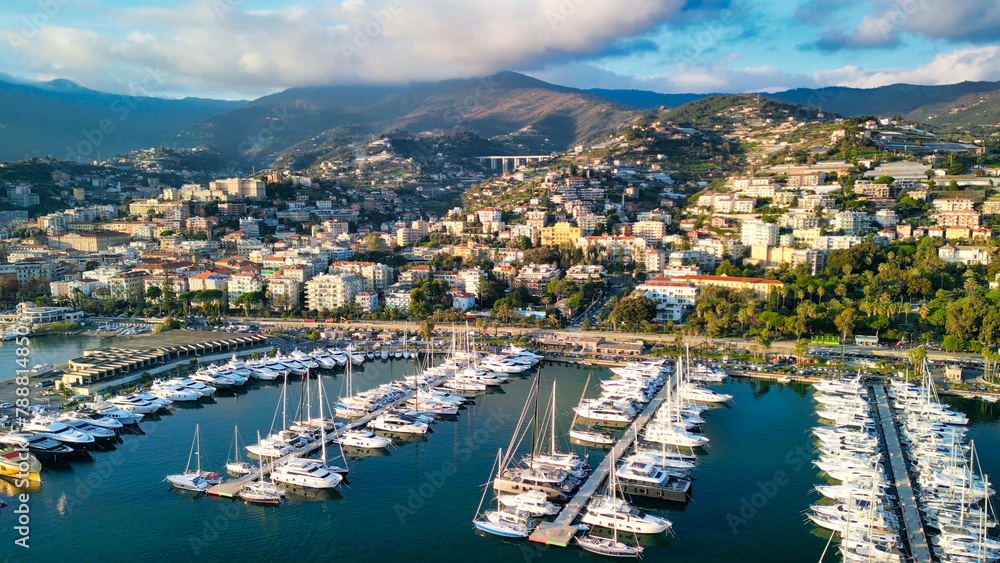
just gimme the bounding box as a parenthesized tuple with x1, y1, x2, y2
(550, 380, 557, 455)
(318, 372, 327, 465)
(530, 368, 540, 458)
(346, 345, 353, 396)
(281, 371, 288, 430)
(195, 424, 201, 474)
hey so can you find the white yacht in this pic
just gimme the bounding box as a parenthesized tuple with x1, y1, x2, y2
(190, 371, 236, 389)
(339, 429, 392, 449)
(643, 423, 710, 448)
(165, 425, 222, 492)
(69, 410, 124, 431)
(581, 493, 673, 534)
(249, 365, 282, 381)
(149, 384, 203, 402)
(166, 472, 212, 492)
(22, 419, 96, 450)
(86, 404, 145, 425)
(162, 378, 216, 397)
(497, 490, 559, 516)
(57, 417, 117, 446)
(246, 434, 295, 458)
(271, 458, 344, 489)
(107, 395, 163, 414)
(616, 460, 681, 486)
(681, 386, 733, 404)
(368, 413, 429, 435)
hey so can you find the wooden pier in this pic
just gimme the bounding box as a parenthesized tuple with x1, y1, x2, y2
(529, 372, 678, 547)
(870, 384, 932, 562)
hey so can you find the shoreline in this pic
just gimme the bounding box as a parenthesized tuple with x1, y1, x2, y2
(3, 347, 998, 413)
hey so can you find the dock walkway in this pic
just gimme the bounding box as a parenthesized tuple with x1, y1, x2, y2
(870, 384, 932, 562)
(529, 372, 677, 547)
(207, 376, 439, 498)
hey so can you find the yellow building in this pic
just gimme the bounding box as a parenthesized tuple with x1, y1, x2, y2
(667, 274, 785, 297)
(540, 221, 582, 246)
(48, 232, 131, 252)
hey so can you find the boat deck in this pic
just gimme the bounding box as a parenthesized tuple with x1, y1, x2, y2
(529, 372, 677, 547)
(870, 383, 932, 562)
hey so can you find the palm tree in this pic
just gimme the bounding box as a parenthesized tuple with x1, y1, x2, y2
(754, 332, 773, 363)
(964, 276, 979, 293)
(794, 338, 810, 364)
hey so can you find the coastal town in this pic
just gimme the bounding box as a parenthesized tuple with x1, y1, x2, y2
(2, 88, 1000, 563)
(1, 100, 1000, 381)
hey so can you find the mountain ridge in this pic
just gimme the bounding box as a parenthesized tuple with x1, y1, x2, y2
(4, 72, 1000, 165)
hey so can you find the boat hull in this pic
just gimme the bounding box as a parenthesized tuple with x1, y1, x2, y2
(473, 519, 531, 538)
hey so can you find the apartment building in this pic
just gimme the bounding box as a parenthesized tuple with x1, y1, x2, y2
(305, 272, 364, 311)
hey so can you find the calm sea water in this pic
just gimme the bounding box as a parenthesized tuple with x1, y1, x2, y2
(0, 334, 125, 383)
(2, 352, 997, 562)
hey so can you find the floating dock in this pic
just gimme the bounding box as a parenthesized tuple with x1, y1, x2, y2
(870, 384, 932, 562)
(529, 372, 679, 547)
(207, 376, 439, 499)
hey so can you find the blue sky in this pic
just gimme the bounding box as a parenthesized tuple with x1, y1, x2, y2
(2, 0, 999, 100)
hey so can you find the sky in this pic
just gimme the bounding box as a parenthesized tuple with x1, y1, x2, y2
(1, 0, 999, 100)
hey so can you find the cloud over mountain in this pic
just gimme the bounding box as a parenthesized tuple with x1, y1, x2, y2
(3, 0, 686, 97)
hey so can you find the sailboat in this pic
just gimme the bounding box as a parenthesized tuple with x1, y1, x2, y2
(524, 380, 589, 476)
(569, 373, 617, 446)
(582, 450, 673, 534)
(576, 452, 646, 557)
(493, 370, 578, 500)
(238, 432, 285, 505)
(272, 373, 346, 489)
(336, 346, 374, 418)
(225, 426, 253, 476)
(473, 449, 536, 538)
(165, 424, 221, 491)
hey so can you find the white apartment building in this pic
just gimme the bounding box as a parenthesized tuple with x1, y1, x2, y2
(330, 261, 394, 293)
(932, 198, 975, 213)
(456, 268, 487, 297)
(305, 273, 364, 311)
(812, 235, 866, 251)
(631, 221, 667, 245)
(779, 213, 820, 230)
(228, 272, 265, 301)
(741, 220, 780, 246)
(634, 278, 699, 322)
(515, 263, 561, 295)
(574, 235, 647, 262)
(355, 291, 379, 313)
(834, 211, 872, 235)
(874, 209, 899, 227)
(476, 207, 502, 223)
(265, 278, 301, 310)
(209, 177, 267, 199)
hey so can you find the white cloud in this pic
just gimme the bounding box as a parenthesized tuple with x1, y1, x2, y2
(1, 0, 687, 97)
(528, 60, 814, 94)
(812, 0, 1000, 51)
(817, 46, 1000, 88)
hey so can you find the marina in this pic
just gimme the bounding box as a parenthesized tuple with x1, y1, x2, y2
(1, 336, 997, 562)
(530, 369, 679, 547)
(872, 383, 932, 562)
